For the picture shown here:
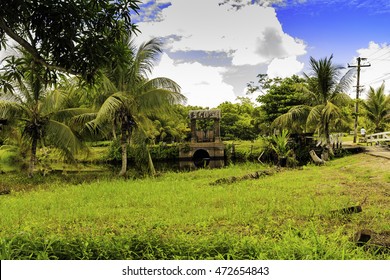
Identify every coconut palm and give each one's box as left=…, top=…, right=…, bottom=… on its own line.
left=273, top=55, right=353, bottom=148
left=362, top=83, right=390, bottom=133
left=92, top=38, right=186, bottom=176
left=0, top=54, right=88, bottom=177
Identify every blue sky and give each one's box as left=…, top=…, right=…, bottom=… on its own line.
left=4, top=1, right=387, bottom=108
left=276, top=1, right=390, bottom=92
left=132, top=0, right=390, bottom=107
left=275, top=1, right=390, bottom=66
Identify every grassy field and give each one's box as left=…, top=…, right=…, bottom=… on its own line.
left=0, top=153, right=389, bottom=260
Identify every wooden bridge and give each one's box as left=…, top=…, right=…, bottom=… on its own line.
left=365, top=131, right=390, bottom=145
left=359, top=131, right=390, bottom=160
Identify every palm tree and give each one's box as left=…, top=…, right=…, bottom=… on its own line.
left=92, top=38, right=186, bottom=176
left=269, top=129, right=293, bottom=167
left=0, top=55, right=88, bottom=177
left=362, top=83, right=390, bottom=133
left=273, top=55, right=353, bottom=149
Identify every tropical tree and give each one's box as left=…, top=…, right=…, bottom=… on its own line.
left=0, top=54, right=88, bottom=177
left=362, top=83, right=390, bottom=133
left=0, top=0, right=139, bottom=81
left=151, top=116, right=189, bottom=144
left=92, top=38, right=185, bottom=176
left=273, top=55, right=353, bottom=148
left=255, top=75, right=307, bottom=124
left=218, top=98, right=260, bottom=140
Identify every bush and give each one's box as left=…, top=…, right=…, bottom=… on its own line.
left=106, top=141, right=179, bottom=162
left=149, top=144, right=179, bottom=161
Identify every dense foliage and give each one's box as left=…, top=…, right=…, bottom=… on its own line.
left=256, top=75, right=307, bottom=124
left=217, top=97, right=262, bottom=140
left=0, top=52, right=88, bottom=177
left=0, top=0, right=139, bottom=81
left=362, top=83, right=390, bottom=133
left=0, top=0, right=389, bottom=175
left=273, top=56, right=354, bottom=145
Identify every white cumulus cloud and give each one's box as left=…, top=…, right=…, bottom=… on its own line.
left=137, top=0, right=306, bottom=66
left=267, top=56, right=304, bottom=78
left=134, top=0, right=307, bottom=106
left=152, top=54, right=237, bottom=108
left=353, top=41, right=390, bottom=98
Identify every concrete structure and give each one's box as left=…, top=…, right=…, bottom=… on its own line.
left=179, top=109, right=225, bottom=168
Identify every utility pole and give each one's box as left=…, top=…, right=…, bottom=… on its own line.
left=348, top=57, right=371, bottom=143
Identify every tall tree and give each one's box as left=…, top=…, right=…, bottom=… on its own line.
left=362, top=83, right=390, bottom=133
left=273, top=55, right=353, bottom=147
left=92, top=38, right=185, bottom=176
left=255, top=75, right=307, bottom=129
left=218, top=98, right=259, bottom=140
left=0, top=54, right=88, bottom=177
left=0, top=0, right=139, bottom=81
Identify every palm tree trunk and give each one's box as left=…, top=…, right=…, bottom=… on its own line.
left=118, top=119, right=129, bottom=177
left=323, top=121, right=333, bottom=159
left=324, top=121, right=330, bottom=146
left=112, top=120, right=117, bottom=140
left=28, top=136, right=38, bottom=178
left=119, top=118, right=130, bottom=176
left=147, top=149, right=156, bottom=177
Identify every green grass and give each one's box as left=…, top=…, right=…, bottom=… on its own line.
left=0, top=154, right=389, bottom=260
left=0, top=146, right=20, bottom=172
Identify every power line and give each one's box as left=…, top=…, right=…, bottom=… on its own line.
left=365, top=73, right=390, bottom=86
left=370, top=49, right=390, bottom=61
left=366, top=45, right=390, bottom=61
left=366, top=47, right=386, bottom=60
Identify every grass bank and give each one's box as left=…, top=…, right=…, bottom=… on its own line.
left=0, top=154, right=389, bottom=259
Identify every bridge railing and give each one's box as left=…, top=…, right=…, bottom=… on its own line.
left=366, top=131, right=390, bottom=145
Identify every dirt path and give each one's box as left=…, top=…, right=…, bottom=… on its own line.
left=343, top=141, right=390, bottom=160
left=363, top=146, right=390, bottom=160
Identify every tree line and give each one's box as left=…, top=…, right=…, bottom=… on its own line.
left=1, top=1, right=389, bottom=177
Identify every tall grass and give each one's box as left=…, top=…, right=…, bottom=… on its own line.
left=0, top=154, right=389, bottom=259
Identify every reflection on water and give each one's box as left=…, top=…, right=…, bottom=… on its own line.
left=179, top=159, right=225, bottom=170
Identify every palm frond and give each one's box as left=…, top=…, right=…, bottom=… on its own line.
left=94, top=92, right=132, bottom=125
left=331, top=92, right=352, bottom=106
left=131, top=114, right=154, bottom=133
left=322, top=101, right=341, bottom=123
left=131, top=38, right=163, bottom=78
left=306, top=105, right=323, bottom=127
left=362, top=83, right=390, bottom=131
left=273, top=105, right=311, bottom=129
left=39, top=88, right=67, bottom=113
left=307, top=55, right=349, bottom=102
left=332, top=68, right=355, bottom=97
left=139, top=88, right=186, bottom=114
left=270, top=129, right=292, bottom=157
left=69, top=112, right=98, bottom=127
left=139, top=77, right=182, bottom=94
left=53, top=108, right=96, bottom=123
left=94, top=71, right=118, bottom=98
left=46, top=119, right=85, bottom=160
left=0, top=99, right=24, bottom=119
